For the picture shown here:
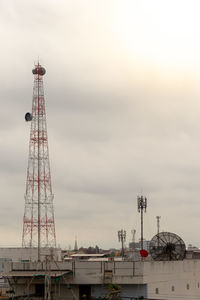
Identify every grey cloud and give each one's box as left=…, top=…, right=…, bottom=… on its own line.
left=1, top=0, right=200, bottom=249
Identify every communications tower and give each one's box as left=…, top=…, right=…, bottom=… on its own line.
left=137, top=195, right=147, bottom=250
left=22, top=63, right=56, bottom=260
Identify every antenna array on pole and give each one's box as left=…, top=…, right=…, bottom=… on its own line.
left=137, top=195, right=147, bottom=250
left=118, top=229, right=126, bottom=258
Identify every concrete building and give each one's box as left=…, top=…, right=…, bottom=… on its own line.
left=2, top=257, right=200, bottom=300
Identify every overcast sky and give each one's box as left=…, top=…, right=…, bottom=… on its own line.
left=1, top=0, right=200, bottom=249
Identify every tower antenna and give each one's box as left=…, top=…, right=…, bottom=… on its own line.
left=137, top=195, right=147, bottom=250
left=118, top=229, right=126, bottom=258
left=22, top=63, right=56, bottom=261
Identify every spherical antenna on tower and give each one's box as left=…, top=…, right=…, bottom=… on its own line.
left=140, top=249, right=148, bottom=258
left=32, top=65, right=46, bottom=76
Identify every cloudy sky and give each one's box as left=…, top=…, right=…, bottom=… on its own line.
left=1, top=0, right=200, bottom=249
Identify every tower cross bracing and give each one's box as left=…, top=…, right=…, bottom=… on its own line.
left=22, top=63, right=56, bottom=254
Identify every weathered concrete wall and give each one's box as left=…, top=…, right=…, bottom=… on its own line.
left=7, top=279, right=79, bottom=300
left=144, top=260, right=200, bottom=299
left=91, top=284, right=147, bottom=299
left=3, top=261, right=143, bottom=284
left=4, top=259, right=200, bottom=299
left=9, top=280, right=146, bottom=300
left=91, top=285, right=109, bottom=298
left=0, top=248, right=61, bottom=262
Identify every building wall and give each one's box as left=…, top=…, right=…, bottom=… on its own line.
left=48, top=284, right=79, bottom=300
left=91, top=284, right=147, bottom=299
left=4, top=259, right=200, bottom=299
left=0, top=248, right=61, bottom=262
left=3, top=260, right=143, bottom=284
left=144, top=260, right=200, bottom=300
left=11, top=281, right=147, bottom=300
left=7, top=279, right=78, bottom=300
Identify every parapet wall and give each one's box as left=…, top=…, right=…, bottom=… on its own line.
left=2, top=260, right=144, bottom=284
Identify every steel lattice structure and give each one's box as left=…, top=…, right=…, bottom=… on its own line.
left=22, top=63, right=56, bottom=257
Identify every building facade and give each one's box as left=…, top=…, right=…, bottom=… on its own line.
left=2, top=258, right=200, bottom=300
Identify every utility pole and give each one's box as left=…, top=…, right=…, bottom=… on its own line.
left=137, top=195, right=147, bottom=250
left=118, top=229, right=126, bottom=258
left=156, top=216, right=161, bottom=235
left=131, top=229, right=136, bottom=250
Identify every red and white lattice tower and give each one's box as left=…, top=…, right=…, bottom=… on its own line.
left=22, top=63, right=56, bottom=259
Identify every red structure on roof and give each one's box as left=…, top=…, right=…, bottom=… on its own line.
left=22, top=63, right=56, bottom=260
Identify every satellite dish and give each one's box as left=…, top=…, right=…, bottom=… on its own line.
left=149, top=232, right=186, bottom=261
left=25, top=112, right=32, bottom=122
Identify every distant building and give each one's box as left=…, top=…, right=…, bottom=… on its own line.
left=129, top=240, right=150, bottom=251
left=188, top=244, right=199, bottom=250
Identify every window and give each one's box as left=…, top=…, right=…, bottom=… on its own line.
left=171, top=286, right=175, bottom=292
left=155, top=288, right=159, bottom=294
left=35, top=284, right=44, bottom=297
left=187, top=284, right=189, bottom=290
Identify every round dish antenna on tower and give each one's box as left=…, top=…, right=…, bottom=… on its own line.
left=149, top=232, right=186, bottom=261
left=25, top=112, right=32, bottom=122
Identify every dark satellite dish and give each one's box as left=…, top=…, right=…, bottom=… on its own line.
left=25, top=112, right=32, bottom=122
left=149, top=232, right=186, bottom=261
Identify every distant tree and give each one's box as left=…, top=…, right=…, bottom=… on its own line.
left=78, top=245, right=101, bottom=254
left=108, top=251, right=115, bottom=257
left=78, top=247, right=88, bottom=254
left=87, top=246, right=96, bottom=254
left=95, top=245, right=100, bottom=254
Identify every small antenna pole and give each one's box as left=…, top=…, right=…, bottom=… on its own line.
left=131, top=229, right=136, bottom=250
left=118, top=229, right=126, bottom=258
left=137, top=195, right=147, bottom=250
left=131, top=229, right=136, bottom=243
left=156, top=216, right=161, bottom=235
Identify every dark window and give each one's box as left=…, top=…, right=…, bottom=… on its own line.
left=79, top=285, right=91, bottom=300
left=172, top=286, right=175, bottom=292
left=187, top=284, right=190, bottom=290
left=35, top=284, right=44, bottom=297
left=155, top=288, right=159, bottom=294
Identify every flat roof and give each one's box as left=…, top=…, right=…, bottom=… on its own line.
left=70, top=254, right=106, bottom=257
left=3, top=270, right=72, bottom=278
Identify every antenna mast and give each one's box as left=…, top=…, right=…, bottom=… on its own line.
left=22, top=63, right=56, bottom=261
left=118, top=229, right=126, bottom=258
left=156, top=216, right=161, bottom=235
left=137, top=195, right=147, bottom=250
